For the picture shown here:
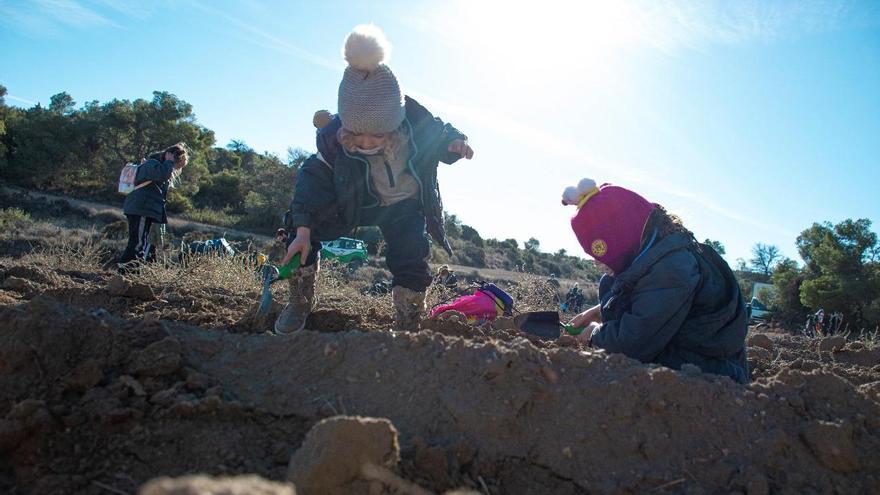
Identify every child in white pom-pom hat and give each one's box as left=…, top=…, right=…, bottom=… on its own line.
left=561, top=178, right=750, bottom=383
left=277, top=24, right=474, bottom=334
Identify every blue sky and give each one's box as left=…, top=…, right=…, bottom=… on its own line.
left=2, top=0, right=879, bottom=266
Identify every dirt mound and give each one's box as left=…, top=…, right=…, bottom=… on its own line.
left=3, top=229, right=880, bottom=494
left=0, top=297, right=312, bottom=494
left=748, top=329, right=880, bottom=387
left=6, top=293, right=880, bottom=493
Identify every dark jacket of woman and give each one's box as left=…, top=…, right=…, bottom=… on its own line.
left=590, top=232, right=750, bottom=383
left=288, top=97, right=466, bottom=254
left=122, top=158, right=176, bottom=224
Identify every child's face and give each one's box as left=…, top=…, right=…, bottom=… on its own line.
left=351, top=131, right=389, bottom=151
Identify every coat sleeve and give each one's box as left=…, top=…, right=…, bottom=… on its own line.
left=137, top=159, right=175, bottom=183
left=289, top=155, right=335, bottom=230
left=590, top=251, right=700, bottom=363
left=404, top=96, right=467, bottom=165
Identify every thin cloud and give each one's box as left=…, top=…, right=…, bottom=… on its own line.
left=34, top=0, right=119, bottom=28
left=190, top=1, right=340, bottom=73
left=91, top=0, right=152, bottom=20
left=0, top=0, right=119, bottom=37
left=6, top=95, right=39, bottom=106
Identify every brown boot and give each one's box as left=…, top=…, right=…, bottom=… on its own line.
left=274, top=263, right=318, bottom=334
left=392, top=286, right=425, bottom=332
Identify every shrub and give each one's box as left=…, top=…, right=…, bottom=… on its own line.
left=0, top=208, right=33, bottom=230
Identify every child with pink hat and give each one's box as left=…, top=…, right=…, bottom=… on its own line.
left=562, top=179, right=749, bottom=383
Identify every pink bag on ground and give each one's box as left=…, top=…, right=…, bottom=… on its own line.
left=430, top=290, right=504, bottom=322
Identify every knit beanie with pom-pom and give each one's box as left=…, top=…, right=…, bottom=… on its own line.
left=337, top=24, right=405, bottom=134
left=313, top=109, right=334, bottom=129
left=562, top=178, right=656, bottom=275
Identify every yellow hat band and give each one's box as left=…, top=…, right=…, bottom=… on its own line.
left=577, top=187, right=600, bottom=209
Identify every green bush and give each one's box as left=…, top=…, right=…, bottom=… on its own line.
left=166, top=189, right=193, bottom=213
left=0, top=208, right=33, bottom=230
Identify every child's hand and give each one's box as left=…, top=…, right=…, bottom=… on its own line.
left=282, top=227, right=311, bottom=266
left=448, top=139, right=474, bottom=160
left=569, top=304, right=602, bottom=329
left=164, top=151, right=176, bottom=163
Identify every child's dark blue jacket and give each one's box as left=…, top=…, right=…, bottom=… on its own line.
left=288, top=97, right=466, bottom=254
left=591, top=232, right=750, bottom=383
left=122, top=158, right=175, bottom=224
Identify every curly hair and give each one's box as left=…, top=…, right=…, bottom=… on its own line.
left=640, top=204, right=695, bottom=248
left=337, top=124, right=409, bottom=162
left=146, top=142, right=189, bottom=186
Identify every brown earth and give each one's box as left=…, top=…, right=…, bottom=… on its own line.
left=1, top=209, right=880, bottom=494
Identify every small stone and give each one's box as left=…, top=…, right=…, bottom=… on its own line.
left=107, top=275, right=130, bottom=296
left=128, top=338, right=181, bottom=377
left=287, top=416, right=399, bottom=494
left=119, top=375, right=147, bottom=396
left=107, top=275, right=155, bottom=300
left=748, top=334, right=774, bottom=351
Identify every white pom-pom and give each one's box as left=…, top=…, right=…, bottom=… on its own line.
left=343, top=24, right=391, bottom=72
left=561, top=178, right=598, bottom=205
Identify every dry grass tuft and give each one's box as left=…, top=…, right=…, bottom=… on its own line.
left=315, top=260, right=394, bottom=321
left=136, top=252, right=263, bottom=297
left=23, top=227, right=109, bottom=272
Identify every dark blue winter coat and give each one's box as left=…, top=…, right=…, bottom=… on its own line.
left=590, top=232, right=750, bottom=383
left=122, top=158, right=176, bottom=223
left=288, top=97, right=466, bottom=254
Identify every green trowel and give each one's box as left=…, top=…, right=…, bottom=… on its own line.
left=256, top=253, right=301, bottom=318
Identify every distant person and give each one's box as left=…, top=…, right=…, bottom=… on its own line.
left=117, top=143, right=188, bottom=270
left=814, top=309, right=825, bottom=336
left=561, top=179, right=749, bottom=383
left=564, top=284, right=585, bottom=313
left=433, top=265, right=458, bottom=290
left=277, top=25, right=473, bottom=334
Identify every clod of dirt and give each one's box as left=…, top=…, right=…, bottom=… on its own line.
left=800, top=420, right=860, bottom=473
left=64, top=359, right=104, bottom=391
left=287, top=416, right=400, bottom=495
left=139, top=475, right=297, bottom=495
left=0, top=291, right=18, bottom=305
left=748, top=346, right=772, bottom=364
left=748, top=333, right=774, bottom=351
left=127, top=337, right=182, bottom=377
left=2, top=276, right=33, bottom=292
left=818, top=336, right=847, bottom=354
left=107, top=275, right=156, bottom=300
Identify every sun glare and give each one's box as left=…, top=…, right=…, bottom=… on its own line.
left=445, top=0, right=646, bottom=86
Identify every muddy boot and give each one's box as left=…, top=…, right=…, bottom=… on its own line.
left=392, top=286, right=426, bottom=332
left=274, top=264, right=318, bottom=334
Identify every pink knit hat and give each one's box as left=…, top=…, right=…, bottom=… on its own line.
left=562, top=179, right=655, bottom=275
